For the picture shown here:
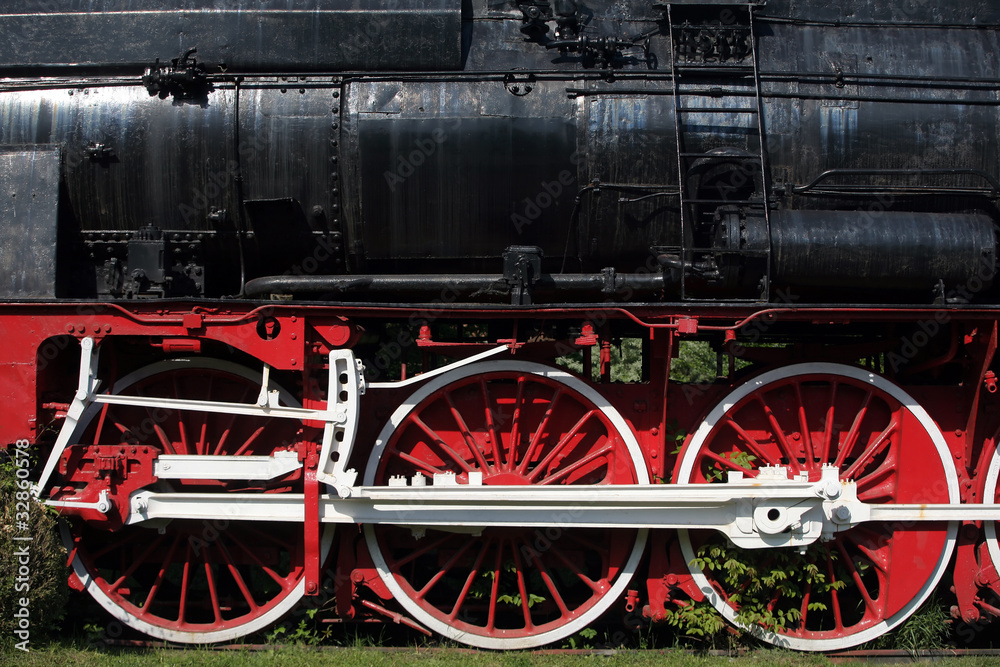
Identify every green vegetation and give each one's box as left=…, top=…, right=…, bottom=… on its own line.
left=0, top=451, right=69, bottom=648
left=0, top=644, right=843, bottom=666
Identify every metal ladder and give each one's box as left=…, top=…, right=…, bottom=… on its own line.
left=664, top=2, right=771, bottom=301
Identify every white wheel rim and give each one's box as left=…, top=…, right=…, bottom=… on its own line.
left=363, top=360, right=649, bottom=649
left=675, top=362, right=959, bottom=651
left=62, top=358, right=334, bottom=644
left=984, top=448, right=1000, bottom=568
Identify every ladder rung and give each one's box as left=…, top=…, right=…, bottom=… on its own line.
left=676, top=107, right=758, bottom=113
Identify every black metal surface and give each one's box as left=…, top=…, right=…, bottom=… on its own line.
left=243, top=271, right=664, bottom=299
left=0, top=1, right=999, bottom=304
left=0, top=148, right=59, bottom=298
left=0, top=1, right=462, bottom=72
left=769, top=210, right=997, bottom=295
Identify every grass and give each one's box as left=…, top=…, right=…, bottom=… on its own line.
left=0, top=644, right=841, bottom=667
left=8, top=643, right=1000, bottom=667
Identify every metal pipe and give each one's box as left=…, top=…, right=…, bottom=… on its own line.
left=244, top=272, right=664, bottom=299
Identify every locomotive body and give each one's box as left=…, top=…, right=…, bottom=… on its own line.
left=5, top=0, right=1000, bottom=652
left=3, top=0, right=1000, bottom=301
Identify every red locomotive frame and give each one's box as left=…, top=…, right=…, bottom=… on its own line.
left=8, top=300, right=1000, bottom=650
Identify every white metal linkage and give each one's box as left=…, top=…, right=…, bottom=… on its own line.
left=37, top=338, right=1000, bottom=553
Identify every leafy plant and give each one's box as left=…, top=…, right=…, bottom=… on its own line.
left=706, top=451, right=757, bottom=481
left=265, top=606, right=332, bottom=645
left=0, top=451, right=69, bottom=646
left=562, top=626, right=597, bottom=649
left=658, top=540, right=848, bottom=647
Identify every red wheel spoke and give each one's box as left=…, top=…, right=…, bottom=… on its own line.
left=478, top=378, right=505, bottom=469
left=449, top=539, right=492, bottom=621
left=755, top=394, right=802, bottom=474
left=445, top=392, right=491, bottom=473
left=391, top=447, right=447, bottom=477
left=232, top=425, right=266, bottom=457
left=196, top=375, right=213, bottom=455
left=510, top=541, right=535, bottom=629
left=143, top=535, right=182, bottom=612
left=217, top=542, right=259, bottom=612
left=536, top=442, right=613, bottom=485
left=91, top=530, right=143, bottom=560
left=527, top=409, right=598, bottom=481
left=133, top=389, right=177, bottom=454
left=820, top=380, right=838, bottom=464
left=196, top=419, right=209, bottom=457
left=799, top=577, right=813, bottom=626
left=177, top=544, right=192, bottom=624
left=486, top=538, right=503, bottom=632
left=507, top=376, right=527, bottom=472
left=517, top=389, right=563, bottom=476
left=842, top=527, right=891, bottom=575
left=173, top=377, right=191, bottom=455
left=410, top=414, right=474, bottom=473
left=702, top=448, right=756, bottom=476
left=547, top=544, right=602, bottom=593
left=824, top=547, right=844, bottom=631
left=392, top=533, right=457, bottom=569
left=203, top=544, right=223, bottom=625
left=227, top=532, right=290, bottom=589
left=855, top=464, right=897, bottom=502
left=834, top=390, right=874, bottom=469
left=529, top=544, right=570, bottom=616
left=109, top=534, right=167, bottom=593
left=93, top=402, right=111, bottom=445
left=835, top=538, right=879, bottom=617
left=415, top=538, right=477, bottom=600
left=841, top=415, right=899, bottom=481
left=723, top=417, right=779, bottom=466
left=793, top=381, right=817, bottom=466
left=211, top=384, right=253, bottom=455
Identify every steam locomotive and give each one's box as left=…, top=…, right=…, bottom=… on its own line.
left=5, top=0, right=1000, bottom=651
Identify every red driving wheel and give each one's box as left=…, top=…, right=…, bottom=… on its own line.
left=675, top=363, right=958, bottom=650
left=363, top=361, right=648, bottom=649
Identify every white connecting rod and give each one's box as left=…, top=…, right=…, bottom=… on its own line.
left=116, top=466, right=997, bottom=550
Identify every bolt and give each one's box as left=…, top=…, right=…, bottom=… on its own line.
left=824, top=481, right=841, bottom=499
left=834, top=505, right=851, bottom=522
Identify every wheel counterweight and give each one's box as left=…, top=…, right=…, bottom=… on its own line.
left=362, top=361, right=649, bottom=649
left=675, top=363, right=959, bottom=650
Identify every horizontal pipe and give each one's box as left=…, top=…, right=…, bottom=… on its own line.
left=244, top=272, right=664, bottom=298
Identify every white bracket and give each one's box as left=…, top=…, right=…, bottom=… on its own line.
left=154, top=451, right=302, bottom=481
left=46, top=489, right=111, bottom=515
left=33, top=339, right=365, bottom=500
left=33, top=337, right=101, bottom=498
left=316, top=351, right=365, bottom=497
